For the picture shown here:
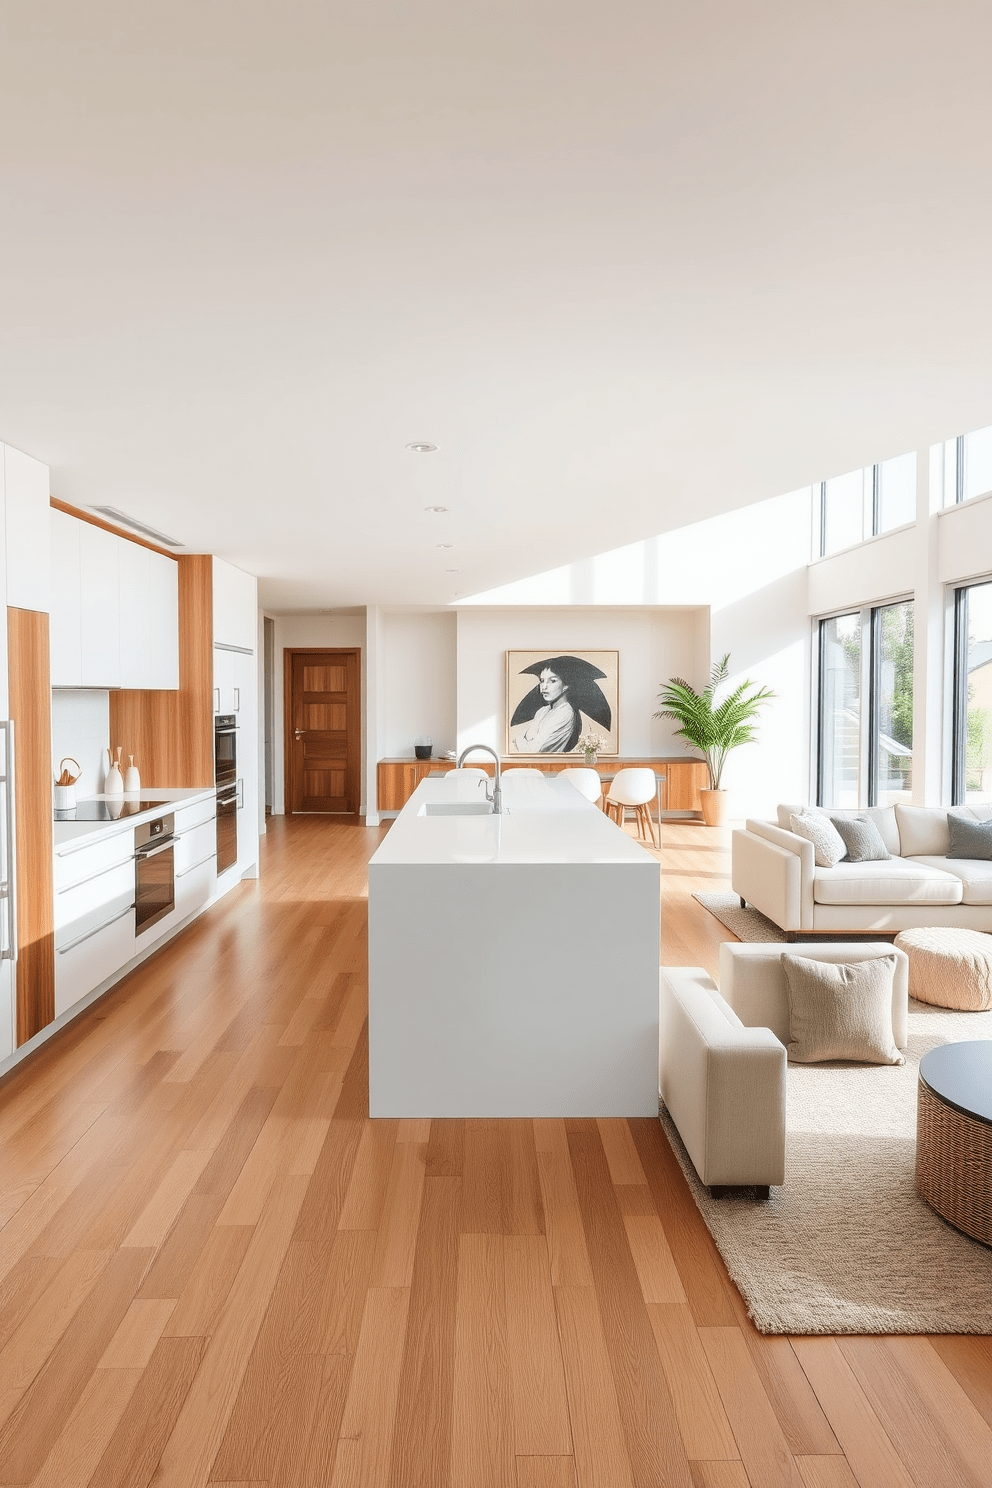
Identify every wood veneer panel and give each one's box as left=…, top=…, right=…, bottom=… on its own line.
left=7, top=606, right=54, bottom=1044
left=109, top=552, right=213, bottom=788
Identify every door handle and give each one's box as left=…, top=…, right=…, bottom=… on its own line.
left=294, top=729, right=304, bottom=740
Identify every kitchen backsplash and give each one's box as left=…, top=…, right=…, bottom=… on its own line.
left=50, top=690, right=111, bottom=799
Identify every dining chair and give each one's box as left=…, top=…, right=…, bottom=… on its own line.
left=604, top=767, right=659, bottom=846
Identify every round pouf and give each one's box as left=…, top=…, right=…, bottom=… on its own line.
left=894, top=927, right=992, bottom=1012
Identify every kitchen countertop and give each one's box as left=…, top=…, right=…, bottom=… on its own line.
left=53, top=788, right=215, bottom=852
left=370, top=770, right=654, bottom=867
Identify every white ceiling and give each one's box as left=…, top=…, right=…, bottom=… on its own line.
left=2, top=2, right=990, bottom=610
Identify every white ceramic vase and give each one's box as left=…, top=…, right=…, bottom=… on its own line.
left=106, top=761, right=124, bottom=795
left=124, top=756, right=141, bottom=793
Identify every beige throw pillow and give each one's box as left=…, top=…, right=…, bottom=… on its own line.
left=789, top=811, right=847, bottom=868
left=781, top=953, right=904, bottom=1066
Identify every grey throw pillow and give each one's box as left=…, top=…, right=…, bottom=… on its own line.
left=946, top=812, right=992, bottom=860
left=829, top=813, right=891, bottom=863
left=781, top=953, right=904, bottom=1065
left=790, top=810, right=847, bottom=867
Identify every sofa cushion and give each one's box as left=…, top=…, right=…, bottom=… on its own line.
left=909, top=855, right=992, bottom=905
left=895, top=805, right=950, bottom=857
left=781, top=953, right=905, bottom=1066
left=778, top=803, right=900, bottom=855
left=790, top=811, right=847, bottom=867
left=830, top=813, right=891, bottom=862
left=947, top=812, right=992, bottom=860
left=813, top=858, right=964, bottom=906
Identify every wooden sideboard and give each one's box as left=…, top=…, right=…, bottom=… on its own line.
left=376, top=756, right=709, bottom=814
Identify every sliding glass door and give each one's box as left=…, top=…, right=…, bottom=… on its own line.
left=817, top=600, right=914, bottom=808
left=952, top=580, right=992, bottom=804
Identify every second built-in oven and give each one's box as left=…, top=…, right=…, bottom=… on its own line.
left=134, top=813, right=175, bottom=935
left=215, top=714, right=239, bottom=874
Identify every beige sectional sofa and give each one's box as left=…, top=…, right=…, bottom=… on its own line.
left=732, top=803, right=992, bottom=936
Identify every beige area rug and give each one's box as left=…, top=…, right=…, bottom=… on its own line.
left=661, top=999, right=992, bottom=1334
left=693, top=891, right=895, bottom=944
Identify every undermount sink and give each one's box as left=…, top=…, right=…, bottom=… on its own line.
left=419, top=800, right=494, bottom=816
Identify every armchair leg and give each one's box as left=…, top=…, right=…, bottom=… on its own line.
left=710, top=1184, right=772, bottom=1200
left=739, top=896, right=746, bottom=909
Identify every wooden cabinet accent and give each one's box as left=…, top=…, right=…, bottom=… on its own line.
left=665, top=760, right=709, bottom=812
left=376, top=757, right=708, bottom=814
left=8, top=607, right=55, bottom=1044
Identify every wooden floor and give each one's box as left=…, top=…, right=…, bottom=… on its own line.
left=1, top=816, right=990, bottom=1488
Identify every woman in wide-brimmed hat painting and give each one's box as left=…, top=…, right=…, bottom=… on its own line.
left=509, top=655, right=612, bottom=753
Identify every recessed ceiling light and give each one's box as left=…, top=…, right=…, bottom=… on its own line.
left=90, top=505, right=184, bottom=548
left=424, top=505, right=448, bottom=513
left=437, top=542, right=453, bottom=549
left=406, top=442, right=437, bottom=453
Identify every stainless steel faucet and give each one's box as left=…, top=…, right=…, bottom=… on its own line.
left=457, top=743, right=502, bottom=814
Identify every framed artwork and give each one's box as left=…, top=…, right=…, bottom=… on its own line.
left=505, top=650, right=619, bottom=756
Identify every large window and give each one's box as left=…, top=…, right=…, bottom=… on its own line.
left=817, top=612, right=862, bottom=807
left=818, top=452, right=917, bottom=557
left=952, top=580, right=992, bottom=804
left=817, top=600, right=914, bottom=807
left=941, top=425, right=992, bottom=507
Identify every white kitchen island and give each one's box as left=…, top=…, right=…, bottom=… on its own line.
left=368, top=770, right=661, bottom=1117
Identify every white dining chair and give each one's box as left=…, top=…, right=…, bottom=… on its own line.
left=502, top=767, right=544, bottom=777
left=558, top=766, right=604, bottom=805
left=455, top=767, right=488, bottom=779
left=605, top=767, right=659, bottom=847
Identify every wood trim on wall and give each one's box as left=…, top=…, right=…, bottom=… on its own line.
left=109, top=554, right=214, bottom=788
left=8, top=607, right=55, bottom=1044
left=49, top=497, right=181, bottom=560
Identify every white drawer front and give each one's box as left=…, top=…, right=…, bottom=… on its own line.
left=175, top=819, right=216, bottom=875
left=174, top=799, right=216, bottom=834
left=54, top=830, right=134, bottom=892
left=176, top=855, right=216, bottom=918
left=55, top=902, right=135, bottom=1017
left=54, top=861, right=135, bottom=933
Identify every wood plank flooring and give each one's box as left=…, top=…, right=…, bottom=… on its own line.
left=1, top=815, right=989, bottom=1488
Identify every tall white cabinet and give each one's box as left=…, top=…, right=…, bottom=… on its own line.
left=1, top=443, right=52, bottom=1062
left=213, top=557, right=258, bottom=881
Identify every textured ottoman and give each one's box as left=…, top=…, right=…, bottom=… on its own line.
left=894, top=927, right=992, bottom=1011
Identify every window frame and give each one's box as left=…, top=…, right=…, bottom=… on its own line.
left=816, top=595, right=915, bottom=808
left=950, top=576, right=992, bottom=804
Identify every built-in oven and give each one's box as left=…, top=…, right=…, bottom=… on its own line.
left=215, top=714, right=237, bottom=793
left=215, top=713, right=239, bottom=874
left=134, top=813, right=175, bottom=935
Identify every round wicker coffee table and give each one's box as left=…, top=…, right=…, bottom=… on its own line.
left=916, top=1040, right=992, bottom=1245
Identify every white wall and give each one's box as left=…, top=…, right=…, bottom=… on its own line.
left=807, top=524, right=916, bottom=615
left=51, top=690, right=110, bottom=799
left=938, top=490, right=992, bottom=585
left=455, top=607, right=705, bottom=758
left=455, top=488, right=813, bottom=817
left=268, top=610, right=366, bottom=815
left=382, top=611, right=456, bottom=757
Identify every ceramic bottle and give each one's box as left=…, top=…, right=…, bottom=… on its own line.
left=124, top=755, right=140, bottom=793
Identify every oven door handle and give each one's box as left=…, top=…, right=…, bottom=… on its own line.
left=134, top=838, right=175, bottom=861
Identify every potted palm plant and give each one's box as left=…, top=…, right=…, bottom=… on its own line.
left=653, top=654, right=775, bottom=825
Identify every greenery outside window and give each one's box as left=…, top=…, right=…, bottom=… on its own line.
left=817, top=601, right=914, bottom=807
left=952, top=580, right=992, bottom=804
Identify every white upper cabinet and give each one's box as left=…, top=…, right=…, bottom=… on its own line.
left=79, top=524, right=120, bottom=687
left=212, top=556, right=257, bottom=651
left=119, top=543, right=179, bottom=690
left=4, top=444, right=50, bottom=613
left=50, top=510, right=82, bottom=686
left=50, top=513, right=179, bottom=690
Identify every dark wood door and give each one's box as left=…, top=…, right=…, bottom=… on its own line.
left=286, top=648, right=360, bottom=813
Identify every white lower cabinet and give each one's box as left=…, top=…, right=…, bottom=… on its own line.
left=54, top=830, right=136, bottom=1018
left=55, top=899, right=135, bottom=1018
left=175, top=814, right=216, bottom=916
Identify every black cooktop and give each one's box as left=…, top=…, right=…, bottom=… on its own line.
left=55, top=798, right=171, bottom=822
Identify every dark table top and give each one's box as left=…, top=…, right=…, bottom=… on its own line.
left=919, top=1040, right=992, bottom=1124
